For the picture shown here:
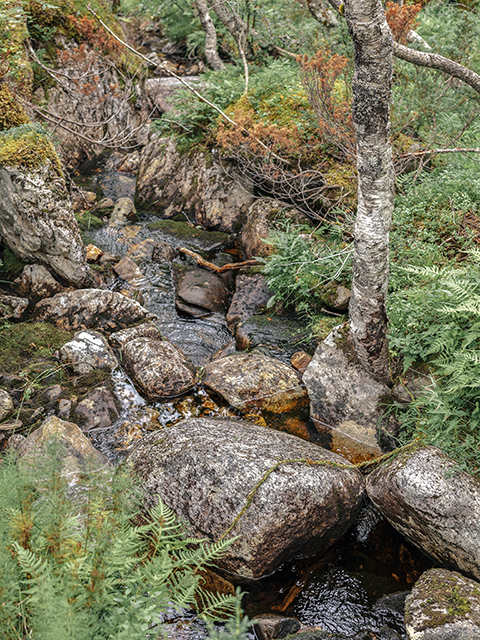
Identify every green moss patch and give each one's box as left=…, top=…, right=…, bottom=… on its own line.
left=146, top=219, right=231, bottom=251
left=0, top=85, right=30, bottom=132
left=0, top=125, right=62, bottom=173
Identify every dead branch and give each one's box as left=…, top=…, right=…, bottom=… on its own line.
left=178, top=247, right=261, bottom=272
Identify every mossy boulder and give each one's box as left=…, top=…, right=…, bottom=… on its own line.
left=0, top=85, right=30, bottom=132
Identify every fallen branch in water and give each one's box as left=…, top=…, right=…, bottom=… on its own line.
left=178, top=247, right=261, bottom=273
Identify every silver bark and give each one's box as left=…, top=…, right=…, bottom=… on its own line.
left=344, top=0, right=395, bottom=384
left=195, top=0, right=225, bottom=71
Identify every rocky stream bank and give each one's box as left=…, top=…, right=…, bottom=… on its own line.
left=1, top=126, right=480, bottom=640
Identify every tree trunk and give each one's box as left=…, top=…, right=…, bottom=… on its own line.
left=195, top=0, right=225, bottom=71
left=344, top=0, right=395, bottom=384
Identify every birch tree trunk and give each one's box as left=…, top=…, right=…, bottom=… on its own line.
left=195, top=0, right=225, bottom=71
left=344, top=0, right=395, bottom=384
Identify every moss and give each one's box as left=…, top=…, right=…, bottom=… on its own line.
left=0, top=85, right=30, bottom=132
left=333, top=322, right=359, bottom=365
left=0, top=246, right=27, bottom=280
left=0, top=128, right=63, bottom=174
left=75, top=211, right=105, bottom=232
left=311, top=315, right=343, bottom=342
left=146, top=219, right=230, bottom=247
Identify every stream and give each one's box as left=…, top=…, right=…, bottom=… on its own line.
left=74, top=155, right=432, bottom=640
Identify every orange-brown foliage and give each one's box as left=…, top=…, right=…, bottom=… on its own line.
left=385, top=1, right=422, bottom=45
left=67, top=15, right=122, bottom=55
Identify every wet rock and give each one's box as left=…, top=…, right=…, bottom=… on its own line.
left=152, top=240, right=178, bottom=263
left=16, top=264, right=63, bottom=300
left=85, top=244, right=103, bottom=263
left=176, top=269, right=229, bottom=316
left=291, top=351, right=312, bottom=373
left=34, top=288, right=155, bottom=332
left=109, top=197, right=136, bottom=228
left=146, top=219, right=231, bottom=253
left=241, top=198, right=310, bottom=259
left=113, top=256, right=144, bottom=282
left=209, top=340, right=236, bottom=362
left=16, top=415, right=109, bottom=480
left=255, top=615, right=301, bottom=640
left=226, top=273, right=272, bottom=332
left=235, top=315, right=314, bottom=364
left=0, top=294, right=29, bottom=320
left=405, top=568, right=480, bottom=639
left=0, top=166, right=90, bottom=286
left=109, top=321, right=164, bottom=348
left=60, top=330, right=119, bottom=374
left=122, top=337, right=196, bottom=399
left=74, top=385, right=120, bottom=431
left=93, top=197, right=114, bottom=211
left=99, top=251, right=120, bottom=264
left=202, top=352, right=306, bottom=413
left=366, top=446, right=480, bottom=582
left=117, top=150, right=140, bottom=174
left=127, top=239, right=156, bottom=262
left=303, top=325, right=394, bottom=461
left=136, top=137, right=254, bottom=233
left=144, top=76, right=200, bottom=113
left=128, top=416, right=365, bottom=580
left=72, top=189, right=96, bottom=212
left=0, top=389, right=14, bottom=421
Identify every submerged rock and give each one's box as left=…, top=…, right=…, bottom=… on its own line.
left=122, top=337, right=196, bottom=399
left=34, top=288, right=154, bottom=332
left=60, top=330, right=118, bottom=375
left=226, top=273, right=272, bottom=332
left=0, top=166, right=90, bottom=286
left=367, top=446, right=480, bottom=581
left=303, top=325, right=395, bottom=461
left=128, top=416, right=365, bottom=580
left=136, top=137, right=253, bottom=233
left=405, top=568, right=480, bottom=639
left=202, top=352, right=306, bottom=413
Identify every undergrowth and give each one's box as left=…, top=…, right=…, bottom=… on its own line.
left=0, top=441, right=246, bottom=639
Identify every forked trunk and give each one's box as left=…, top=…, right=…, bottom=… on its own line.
left=344, top=0, right=395, bottom=384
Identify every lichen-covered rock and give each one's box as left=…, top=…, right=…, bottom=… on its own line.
left=60, top=330, right=119, bottom=375
left=122, top=337, right=196, bottom=399
left=0, top=294, right=29, bottom=320
left=136, top=137, right=253, bottom=233
left=405, top=569, right=480, bottom=639
left=17, top=415, right=109, bottom=481
left=109, top=321, right=164, bottom=348
left=254, top=614, right=301, bottom=640
left=241, top=198, right=310, bottom=259
left=303, top=325, right=394, bottom=460
left=367, top=446, right=480, bottom=582
left=128, top=416, right=365, bottom=580
left=34, top=288, right=154, bottom=332
left=0, top=166, right=90, bottom=286
left=226, top=273, right=273, bottom=332
left=176, top=268, right=229, bottom=317
left=0, top=388, right=14, bottom=421
left=202, top=352, right=306, bottom=413
left=74, top=385, right=120, bottom=431
left=16, top=264, right=63, bottom=300
left=109, top=197, right=136, bottom=228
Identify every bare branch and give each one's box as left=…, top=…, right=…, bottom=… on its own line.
left=178, top=247, right=261, bottom=272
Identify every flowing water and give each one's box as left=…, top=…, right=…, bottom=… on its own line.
left=75, top=158, right=433, bottom=640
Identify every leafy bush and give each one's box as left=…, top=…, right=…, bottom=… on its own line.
left=0, top=442, right=242, bottom=639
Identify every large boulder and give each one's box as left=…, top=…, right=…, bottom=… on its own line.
left=176, top=268, right=229, bottom=317
left=0, top=167, right=90, bottom=286
left=367, top=446, right=480, bottom=581
left=303, top=325, right=395, bottom=461
left=34, top=288, right=155, bottom=332
left=128, top=416, right=365, bottom=580
left=60, top=330, right=119, bottom=375
left=15, top=264, right=63, bottom=301
left=122, top=337, right=196, bottom=399
left=136, top=137, right=254, bottom=233
left=405, top=568, right=480, bottom=639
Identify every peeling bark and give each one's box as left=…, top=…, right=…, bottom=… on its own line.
left=195, top=0, right=224, bottom=71
left=344, top=0, right=394, bottom=384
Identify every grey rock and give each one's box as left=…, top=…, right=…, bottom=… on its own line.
left=17, top=415, right=109, bottom=482
left=254, top=614, right=301, bottom=640
left=226, top=273, right=272, bottom=332
left=109, top=197, right=136, bottom=228
left=57, top=398, right=72, bottom=420
left=34, top=288, right=155, bottom=332
left=303, top=325, right=393, bottom=460
left=136, top=137, right=253, bottom=233
left=0, top=389, right=14, bottom=421
left=366, top=446, right=480, bottom=581
left=71, top=189, right=96, bottom=212
left=60, top=330, right=118, bottom=374
left=202, top=352, right=306, bottom=413
left=241, top=198, right=310, bottom=259
left=405, top=568, right=480, bottom=639
left=0, top=294, right=29, bottom=320
left=0, top=167, right=90, bottom=286
left=74, top=385, right=119, bottom=431
left=109, top=322, right=164, bottom=348
left=113, top=256, right=144, bottom=283
left=122, top=337, right=196, bottom=399
left=176, top=269, right=229, bottom=316
left=128, top=416, right=365, bottom=580
left=152, top=240, right=178, bottom=263
left=16, top=264, right=63, bottom=301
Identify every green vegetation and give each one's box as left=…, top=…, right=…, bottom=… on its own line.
left=0, top=123, right=62, bottom=172
left=0, top=322, right=72, bottom=373
left=0, top=442, right=244, bottom=639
